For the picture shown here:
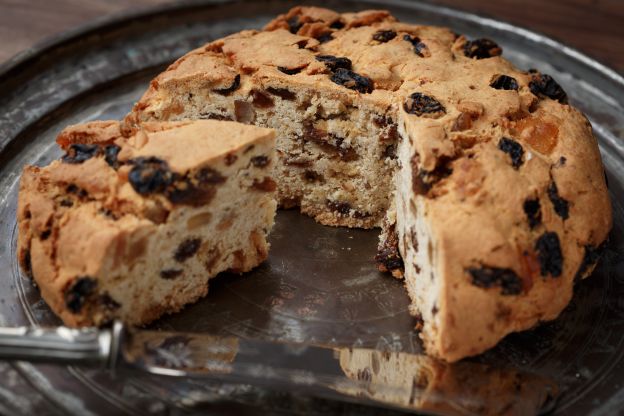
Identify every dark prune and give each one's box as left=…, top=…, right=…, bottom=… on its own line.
left=468, top=266, right=523, bottom=295
left=278, top=66, right=302, bottom=75
left=523, top=198, right=542, bottom=229
left=326, top=200, right=351, bottom=215
left=251, top=90, right=275, bottom=108
left=574, top=241, right=607, bottom=281
left=316, top=32, right=334, bottom=43
left=535, top=232, right=563, bottom=277
left=62, top=144, right=100, bottom=164
left=65, top=277, right=97, bottom=313
left=490, top=75, right=519, bottom=91
left=128, top=157, right=173, bottom=195
left=160, top=269, right=183, bottom=279
left=174, top=238, right=202, bottom=262
left=315, top=55, right=352, bottom=71
left=498, top=137, right=524, bottom=169
left=373, top=30, right=397, bottom=42
left=403, top=93, right=445, bottom=117
left=104, top=145, right=121, bottom=168
left=287, top=16, right=303, bottom=33
left=547, top=181, right=569, bottom=220
left=214, top=74, right=241, bottom=96
left=529, top=72, right=567, bottom=103
left=463, top=38, right=502, bottom=59
left=403, top=35, right=428, bottom=57
left=251, top=156, right=269, bottom=167
left=267, top=87, right=296, bottom=100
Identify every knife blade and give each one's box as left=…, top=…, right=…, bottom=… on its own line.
left=0, top=322, right=557, bottom=415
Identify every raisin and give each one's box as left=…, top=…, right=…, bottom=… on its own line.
left=65, top=277, right=97, bottom=313
left=315, top=55, right=352, bottom=72
left=196, top=167, right=226, bottom=185
left=403, top=35, right=428, bottom=57
left=251, top=156, right=269, bottom=167
left=200, top=112, right=233, bottom=121
left=498, top=137, right=524, bottom=169
left=523, top=198, right=542, bottom=228
left=278, top=66, right=302, bottom=75
left=375, top=222, right=404, bottom=274
left=214, top=74, right=241, bottom=96
left=128, top=157, right=173, bottom=195
left=61, top=144, right=100, bottom=164
left=168, top=168, right=225, bottom=206
left=251, top=90, right=274, bottom=108
left=547, top=181, right=569, bottom=220
left=160, top=269, right=183, bottom=279
left=330, top=20, right=345, bottom=29
left=326, top=200, right=351, bottom=215
left=316, top=32, right=334, bottom=43
left=373, top=30, right=397, bottom=42
left=251, top=177, right=277, bottom=192
left=463, top=38, right=502, bottom=59
left=468, top=266, right=523, bottom=295
left=303, top=123, right=358, bottom=161
left=535, top=232, right=563, bottom=277
left=225, top=153, right=237, bottom=165
left=411, top=155, right=453, bottom=196
left=529, top=72, right=567, bottom=103
left=174, top=238, right=202, bottom=262
left=266, top=87, right=296, bottom=100
left=574, top=242, right=607, bottom=281
left=59, top=199, right=73, bottom=207
left=40, top=229, right=51, bottom=240
left=403, top=93, right=445, bottom=118
left=104, top=145, right=121, bottom=168
left=22, top=250, right=32, bottom=278
left=287, top=16, right=303, bottom=33
left=490, top=75, right=519, bottom=91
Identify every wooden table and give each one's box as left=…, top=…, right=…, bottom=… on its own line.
left=1, top=0, right=623, bottom=74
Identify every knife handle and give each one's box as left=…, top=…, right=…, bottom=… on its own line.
left=0, top=322, right=121, bottom=367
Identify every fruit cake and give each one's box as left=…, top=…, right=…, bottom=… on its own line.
left=17, top=120, right=277, bottom=326
left=123, top=6, right=611, bottom=361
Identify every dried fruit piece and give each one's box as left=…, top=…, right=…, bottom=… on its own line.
left=535, top=232, right=563, bottom=277
left=62, top=144, right=100, bottom=164
left=251, top=90, right=275, bottom=108
left=278, top=66, right=302, bottom=75
left=403, top=93, right=445, bottom=118
left=266, top=87, right=296, bottom=100
left=287, top=16, right=303, bottom=33
left=403, top=35, right=428, bottom=57
left=316, top=32, right=334, bottom=43
left=330, top=20, right=345, bottom=29
left=523, top=198, right=542, bottom=228
left=547, top=181, right=569, bottom=220
left=529, top=71, right=567, bottom=103
left=128, top=157, right=173, bottom=195
left=372, top=30, right=397, bottom=42
left=104, top=145, right=121, bottom=168
left=252, top=177, right=277, bottom=192
left=160, top=269, right=183, bottom=279
left=65, top=277, right=97, bottom=313
left=490, top=75, right=519, bottom=90
left=411, top=155, right=453, bottom=196
left=330, top=68, right=374, bottom=93
left=468, top=266, right=523, bottom=295
left=326, top=200, right=351, bottom=215
left=174, top=238, right=202, bottom=262
left=463, top=38, right=502, bottom=59
left=251, top=156, right=270, bottom=167
left=214, top=74, right=241, bottom=96
left=375, top=223, right=404, bottom=275
left=498, top=137, right=524, bottom=169
left=315, top=55, right=352, bottom=71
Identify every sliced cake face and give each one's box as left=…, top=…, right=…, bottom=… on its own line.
left=123, top=5, right=612, bottom=361
left=17, top=120, right=277, bottom=327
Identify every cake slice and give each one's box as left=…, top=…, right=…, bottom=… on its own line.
left=17, top=120, right=277, bottom=326
left=123, top=6, right=612, bottom=361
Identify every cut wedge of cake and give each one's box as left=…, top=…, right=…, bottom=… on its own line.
left=123, top=6, right=612, bottom=361
left=17, top=120, right=277, bottom=326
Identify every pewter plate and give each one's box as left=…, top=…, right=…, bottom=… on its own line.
left=0, top=1, right=623, bottom=414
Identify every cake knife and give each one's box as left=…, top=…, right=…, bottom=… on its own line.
left=0, top=321, right=557, bottom=415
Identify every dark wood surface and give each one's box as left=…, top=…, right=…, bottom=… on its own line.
left=0, top=0, right=623, bottom=73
